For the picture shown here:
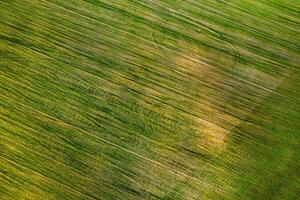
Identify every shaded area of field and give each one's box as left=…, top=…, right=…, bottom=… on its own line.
left=0, top=0, right=299, bottom=199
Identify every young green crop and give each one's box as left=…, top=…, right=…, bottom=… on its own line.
left=0, top=0, right=299, bottom=199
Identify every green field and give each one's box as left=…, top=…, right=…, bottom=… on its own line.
left=0, top=0, right=299, bottom=199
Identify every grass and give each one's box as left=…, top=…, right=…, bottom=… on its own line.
left=0, top=0, right=299, bottom=199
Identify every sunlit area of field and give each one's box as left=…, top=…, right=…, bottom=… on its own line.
left=0, top=0, right=299, bottom=199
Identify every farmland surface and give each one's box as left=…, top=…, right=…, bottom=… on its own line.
left=0, top=0, right=300, bottom=199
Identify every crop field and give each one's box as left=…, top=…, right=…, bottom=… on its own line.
left=0, top=0, right=299, bottom=199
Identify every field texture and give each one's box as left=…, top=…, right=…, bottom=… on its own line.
left=0, top=0, right=300, bottom=199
